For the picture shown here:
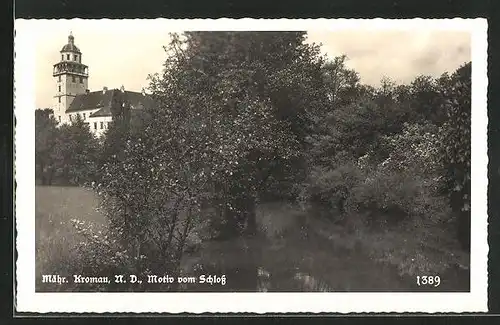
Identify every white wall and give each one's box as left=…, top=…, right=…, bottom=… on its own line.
left=65, top=109, right=112, bottom=137
left=87, top=115, right=113, bottom=137
left=66, top=109, right=99, bottom=123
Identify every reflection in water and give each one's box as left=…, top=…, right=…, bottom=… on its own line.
left=256, top=268, right=331, bottom=292
left=182, top=236, right=343, bottom=292
left=257, top=267, right=271, bottom=292
left=293, top=272, right=331, bottom=292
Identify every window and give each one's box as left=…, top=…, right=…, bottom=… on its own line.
left=69, top=114, right=72, bottom=122
left=58, top=97, right=61, bottom=103
left=72, top=76, right=76, bottom=82
left=66, top=54, right=70, bottom=60
left=100, top=122, right=104, bottom=129
left=83, top=113, right=86, bottom=119
left=58, top=86, right=61, bottom=92
left=74, top=55, right=78, bottom=61
left=58, top=116, right=61, bottom=122
left=107, top=122, right=111, bottom=128
left=94, top=122, right=97, bottom=130
left=58, top=75, right=61, bottom=82
left=79, top=77, right=83, bottom=83
left=61, top=55, right=64, bottom=60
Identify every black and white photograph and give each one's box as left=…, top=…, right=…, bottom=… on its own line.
left=15, top=19, right=488, bottom=313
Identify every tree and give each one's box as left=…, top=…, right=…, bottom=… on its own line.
left=149, top=31, right=329, bottom=237
left=35, top=108, right=58, bottom=185
left=409, top=75, right=446, bottom=124
left=53, top=115, right=100, bottom=185
left=440, top=62, right=472, bottom=251
left=96, top=83, right=219, bottom=284
left=322, top=55, right=363, bottom=108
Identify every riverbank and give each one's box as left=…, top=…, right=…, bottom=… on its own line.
left=35, top=186, right=469, bottom=292
left=181, top=202, right=470, bottom=292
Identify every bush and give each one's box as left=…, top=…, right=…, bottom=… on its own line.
left=299, top=162, right=364, bottom=222
left=377, top=122, right=444, bottom=175
left=301, top=119, right=450, bottom=231
left=346, top=169, right=450, bottom=228
left=67, top=212, right=209, bottom=291
left=344, top=122, right=448, bottom=227
left=66, top=218, right=147, bottom=291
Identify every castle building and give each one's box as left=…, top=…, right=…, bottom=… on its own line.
left=53, top=32, right=151, bottom=137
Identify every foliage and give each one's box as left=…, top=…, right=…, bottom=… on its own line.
left=68, top=217, right=154, bottom=291
left=35, top=109, right=99, bottom=186
left=301, top=62, right=470, bottom=278
left=89, top=32, right=329, bottom=279
left=439, top=62, right=472, bottom=250
left=440, top=62, right=471, bottom=209
left=346, top=169, right=451, bottom=228
left=35, top=109, right=59, bottom=185
left=302, top=120, right=449, bottom=229
left=306, top=80, right=419, bottom=170
left=408, top=75, right=448, bottom=125
left=298, top=162, right=364, bottom=224
left=321, top=55, right=363, bottom=108
left=377, top=122, right=444, bottom=176
left=147, top=31, right=329, bottom=237
left=53, top=115, right=100, bottom=186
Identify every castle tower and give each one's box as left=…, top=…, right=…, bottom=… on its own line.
left=52, top=32, right=89, bottom=124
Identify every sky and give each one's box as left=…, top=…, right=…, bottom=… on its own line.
left=33, top=20, right=471, bottom=109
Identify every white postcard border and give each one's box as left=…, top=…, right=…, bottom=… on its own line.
left=15, top=18, right=488, bottom=313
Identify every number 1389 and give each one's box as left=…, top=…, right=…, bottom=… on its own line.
left=416, top=275, right=441, bottom=287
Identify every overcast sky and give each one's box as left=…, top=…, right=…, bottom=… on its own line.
left=33, top=21, right=471, bottom=109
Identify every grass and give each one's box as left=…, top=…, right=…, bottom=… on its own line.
left=35, top=185, right=106, bottom=291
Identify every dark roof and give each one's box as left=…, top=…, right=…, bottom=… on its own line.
left=67, top=89, right=153, bottom=117
left=89, top=107, right=111, bottom=118
left=60, top=34, right=81, bottom=53
left=61, top=43, right=81, bottom=53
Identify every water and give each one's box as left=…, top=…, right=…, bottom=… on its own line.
left=181, top=231, right=470, bottom=292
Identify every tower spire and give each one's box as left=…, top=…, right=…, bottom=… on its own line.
left=68, top=31, right=74, bottom=44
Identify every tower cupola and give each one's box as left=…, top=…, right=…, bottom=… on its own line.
left=60, top=32, right=81, bottom=54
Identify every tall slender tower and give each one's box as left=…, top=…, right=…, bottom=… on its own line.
left=52, top=32, right=89, bottom=124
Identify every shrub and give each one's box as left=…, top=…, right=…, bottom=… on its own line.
left=344, top=122, right=448, bottom=227
left=377, top=122, right=444, bottom=176
left=346, top=169, right=450, bottom=228
left=299, top=162, right=364, bottom=222
left=67, top=213, right=208, bottom=291
left=67, top=218, right=148, bottom=291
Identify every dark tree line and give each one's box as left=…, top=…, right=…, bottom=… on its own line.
left=35, top=109, right=99, bottom=186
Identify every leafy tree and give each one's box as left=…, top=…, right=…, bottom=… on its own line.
left=98, top=90, right=133, bottom=170
left=35, top=108, right=59, bottom=185
left=53, top=115, right=100, bottom=185
left=149, top=31, right=329, bottom=237
left=307, top=92, right=408, bottom=170
left=408, top=75, right=447, bottom=125
left=440, top=62, right=471, bottom=251
left=322, top=55, right=362, bottom=108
